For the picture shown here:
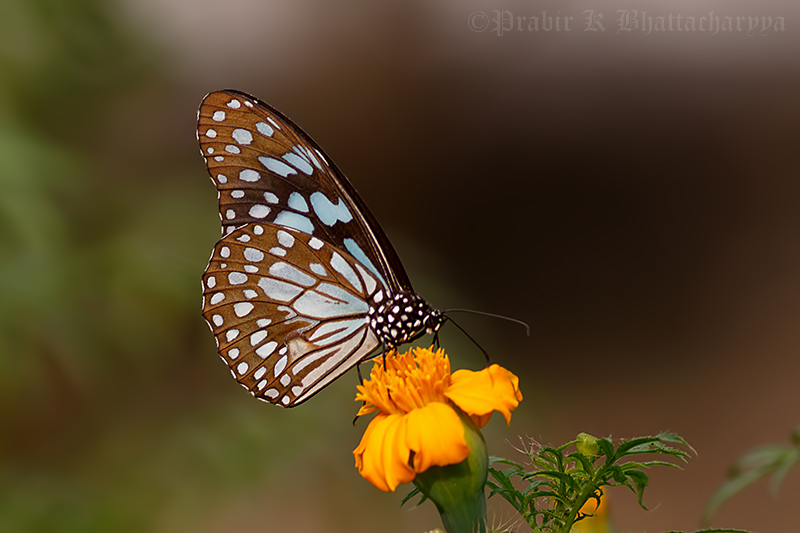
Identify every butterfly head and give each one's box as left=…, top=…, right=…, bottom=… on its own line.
left=424, top=308, right=444, bottom=335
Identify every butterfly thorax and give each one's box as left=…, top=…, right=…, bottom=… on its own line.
left=367, top=290, right=443, bottom=347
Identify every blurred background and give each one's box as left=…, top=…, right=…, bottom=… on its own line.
left=1, top=0, right=799, bottom=531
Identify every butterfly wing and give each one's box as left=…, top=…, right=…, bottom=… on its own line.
left=197, top=89, right=411, bottom=294
left=202, top=222, right=385, bottom=407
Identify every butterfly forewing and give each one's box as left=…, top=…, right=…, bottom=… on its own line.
left=197, top=90, right=411, bottom=294
left=202, top=222, right=385, bottom=406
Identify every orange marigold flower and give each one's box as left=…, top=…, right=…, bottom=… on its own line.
left=353, top=346, right=522, bottom=492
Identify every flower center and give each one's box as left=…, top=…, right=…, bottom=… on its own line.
left=355, top=347, right=452, bottom=416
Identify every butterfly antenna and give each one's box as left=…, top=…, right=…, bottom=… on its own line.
left=443, top=309, right=531, bottom=336
left=445, top=316, right=491, bottom=365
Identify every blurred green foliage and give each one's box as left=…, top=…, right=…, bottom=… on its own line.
left=0, top=1, right=338, bottom=531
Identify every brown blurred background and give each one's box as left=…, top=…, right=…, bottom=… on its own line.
left=1, top=0, right=798, bottom=531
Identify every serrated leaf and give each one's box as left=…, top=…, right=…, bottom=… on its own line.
left=534, top=470, right=581, bottom=490
left=655, top=431, right=696, bottom=453
left=615, top=436, right=659, bottom=456
left=627, top=460, right=681, bottom=469
left=607, top=465, right=627, bottom=483
left=625, top=469, right=650, bottom=509
left=489, top=456, right=524, bottom=470
left=598, top=437, right=615, bottom=462
left=489, top=468, right=518, bottom=492
left=567, top=451, right=596, bottom=475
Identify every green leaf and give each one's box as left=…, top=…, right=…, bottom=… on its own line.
left=400, top=485, right=426, bottom=507
left=703, top=466, right=769, bottom=522
left=567, top=451, right=596, bottom=475
left=624, top=469, right=650, bottom=509
left=770, top=448, right=800, bottom=493
left=655, top=431, right=696, bottom=453
left=598, top=437, right=615, bottom=463
left=489, top=457, right=523, bottom=470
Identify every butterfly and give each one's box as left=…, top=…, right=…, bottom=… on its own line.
left=197, top=90, right=445, bottom=407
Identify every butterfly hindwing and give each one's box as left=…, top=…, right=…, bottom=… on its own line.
left=202, top=222, right=386, bottom=407
left=197, top=89, right=410, bottom=294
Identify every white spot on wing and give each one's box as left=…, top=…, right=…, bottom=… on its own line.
left=232, top=128, right=253, bottom=145
left=309, top=318, right=367, bottom=345
left=310, top=192, right=353, bottom=226
left=244, top=248, right=264, bottom=262
left=292, top=283, right=369, bottom=318
left=264, top=192, right=279, bottom=204
left=274, top=355, right=288, bottom=376
left=269, top=262, right=316, bottom=287
left=283, top=152, right=313, bottom=175
left=205, top=129, right=217, bottom=138
left=259, top=156, right=297, bottom=177
left=257, top=341, right=277, bottom=358
left=274, top=211, right=314, bottom=234
left=239, top=169, right=260, bottom=182
left=330, top=253, right=362, bottom=293
left=256, top=122, right=274, bottom=137
left=228, top=272, right=247, bottom=285
left=227, top=99, right=241, bottom=109
left=354, top=263, right=378, bottom=294
left=308, top=237, right=324, bottom=250
left=212, top=110, right=225, bottom=122
left=288, top=192, right=309, bottom=212
left=258, top=277, right=304, bottom=301
left=234, top=302, right=254, bottom=317
left=309, top=263, right=327, bottom=277
left=249, top=205, right=270, bottom=218
left=277, top=230, right=295, bottom=248
left=250, top=330, right=268, bottom=346
left=344, top=238, right=387, bottom=289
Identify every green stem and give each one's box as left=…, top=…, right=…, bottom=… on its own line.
left=559, top=468, right=604, bottom=533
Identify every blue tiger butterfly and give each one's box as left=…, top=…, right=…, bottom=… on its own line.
left=197, top=90, right=445, bottom=407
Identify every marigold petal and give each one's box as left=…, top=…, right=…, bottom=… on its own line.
left=405, top=402, right=471, bottom=473
left=353, top=413, right=415, bottom=492
left=446, top=364, right=522, bottom=427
